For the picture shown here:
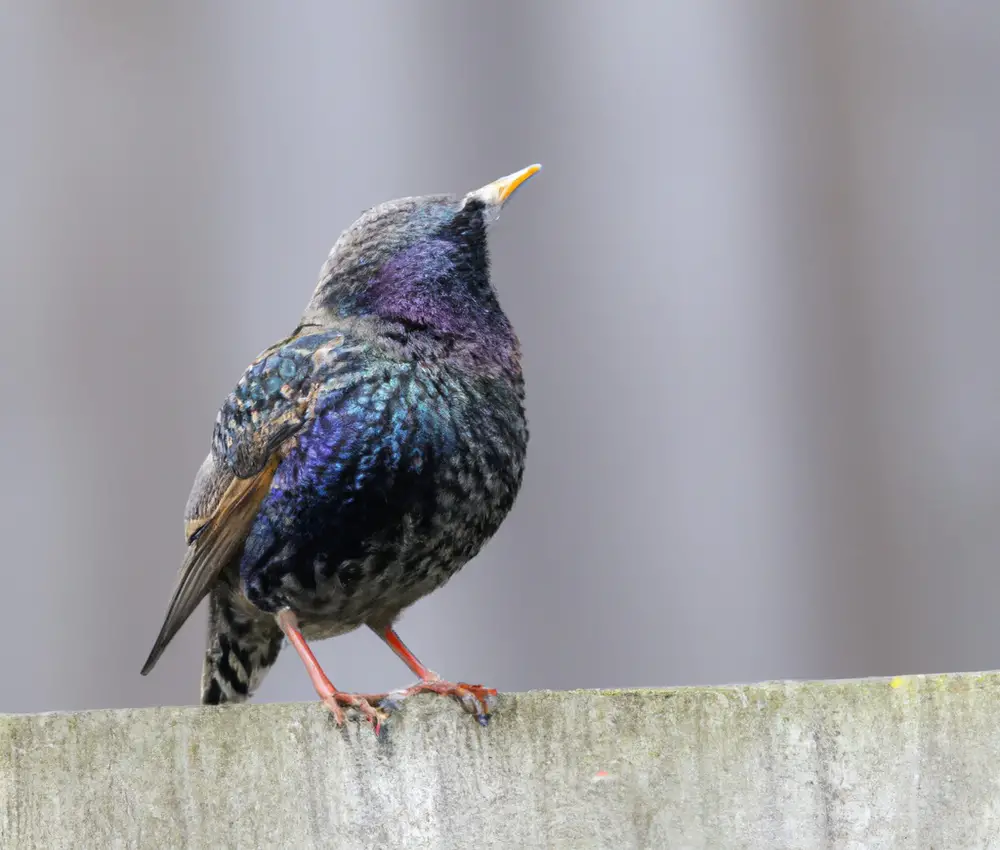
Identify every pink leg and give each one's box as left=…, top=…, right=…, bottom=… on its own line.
left=374, top=626, right=498, bottom=724
left=276, top=609, right=384, bottom=734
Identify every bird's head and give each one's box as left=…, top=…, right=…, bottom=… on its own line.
left=302, top=165, right=541, bottom=349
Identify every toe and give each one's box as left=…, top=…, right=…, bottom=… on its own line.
left=455, top=688, right=486, bottom=716
left=322, top=696, right=346, bottom=725
left=350, top=697, right=386, bottom=735
left=452, top=684, right=497, bottom=719
left=459, top=683, right=498, bottom=716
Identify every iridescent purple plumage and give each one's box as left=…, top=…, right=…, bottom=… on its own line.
left=141, top=165, right=540, bottom=729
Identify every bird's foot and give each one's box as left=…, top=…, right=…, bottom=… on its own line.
left=275, top=609, right=386, bottom=736
left=321, top=691, right=386, bottom=734
left=376, top=678, right=498, bottom=725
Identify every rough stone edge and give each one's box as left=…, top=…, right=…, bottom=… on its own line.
left=2, top=668, right=992, bottom=723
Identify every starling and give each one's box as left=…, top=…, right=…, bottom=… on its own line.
left=141, top=165, right=541, bottom=731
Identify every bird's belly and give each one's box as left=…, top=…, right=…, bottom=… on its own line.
left=242, top=370, right=527, bottom=631
left=274, top=468, right=522, bottom=636
left=280, top=552, right=476, bottom=641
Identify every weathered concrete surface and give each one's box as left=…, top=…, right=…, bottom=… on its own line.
left=2, top=673, right=1000, bottom=848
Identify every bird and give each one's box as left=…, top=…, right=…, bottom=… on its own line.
left=140, top=164, right=541, bottom=732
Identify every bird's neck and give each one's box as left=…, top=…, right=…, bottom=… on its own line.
left=383, top=313, right=521, bottom=373
left=295, top=307, right=520, bottom=377
left=303, top=275, right=520, bottom=375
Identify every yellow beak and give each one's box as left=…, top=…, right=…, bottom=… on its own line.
left=472, top=163, right=542, bottom=207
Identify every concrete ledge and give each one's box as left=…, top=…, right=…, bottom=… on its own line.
left=2, top=672, right=999, bottom=848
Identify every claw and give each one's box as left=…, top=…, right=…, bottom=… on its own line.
left=321, top=691, right=385, bottom=735
left=322, top=695, right=345, bottom=725
left=457, top=683, right=498, bottom=717
left=371, top=679, right=499, bottom=724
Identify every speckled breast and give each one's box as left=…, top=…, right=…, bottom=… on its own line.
left=242, top=360, right=528, bottom=637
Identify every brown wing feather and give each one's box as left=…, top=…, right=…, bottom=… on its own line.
left=139, top=454, right=279, bottom=676
left=141, top=329, right=352, bottom=676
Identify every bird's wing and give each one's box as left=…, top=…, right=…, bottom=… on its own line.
left=141, top=329, right=358, bottom=674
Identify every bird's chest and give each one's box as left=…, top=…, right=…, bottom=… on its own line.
left=272, top=365, right=526, bottom=628
left=374, top=364, right=527, bottom=557
left=420, top=385, right=527, bottom=557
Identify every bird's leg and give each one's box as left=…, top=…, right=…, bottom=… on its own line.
left=276, top=609, right=384, bottom=733
left=372, top=626, right=498, bottom=725
left=380, top=626, right=440, bottom=681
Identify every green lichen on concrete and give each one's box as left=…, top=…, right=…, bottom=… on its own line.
left=4, top=672, right=1000, bottom=848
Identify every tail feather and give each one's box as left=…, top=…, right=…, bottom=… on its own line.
left=201, top=583, right=283, bottom=704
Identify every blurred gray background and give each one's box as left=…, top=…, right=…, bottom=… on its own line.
left=2, top=2, right=1000, bottom=714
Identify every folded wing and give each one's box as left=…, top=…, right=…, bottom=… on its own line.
left=140, top=330, right=357, bottom=674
